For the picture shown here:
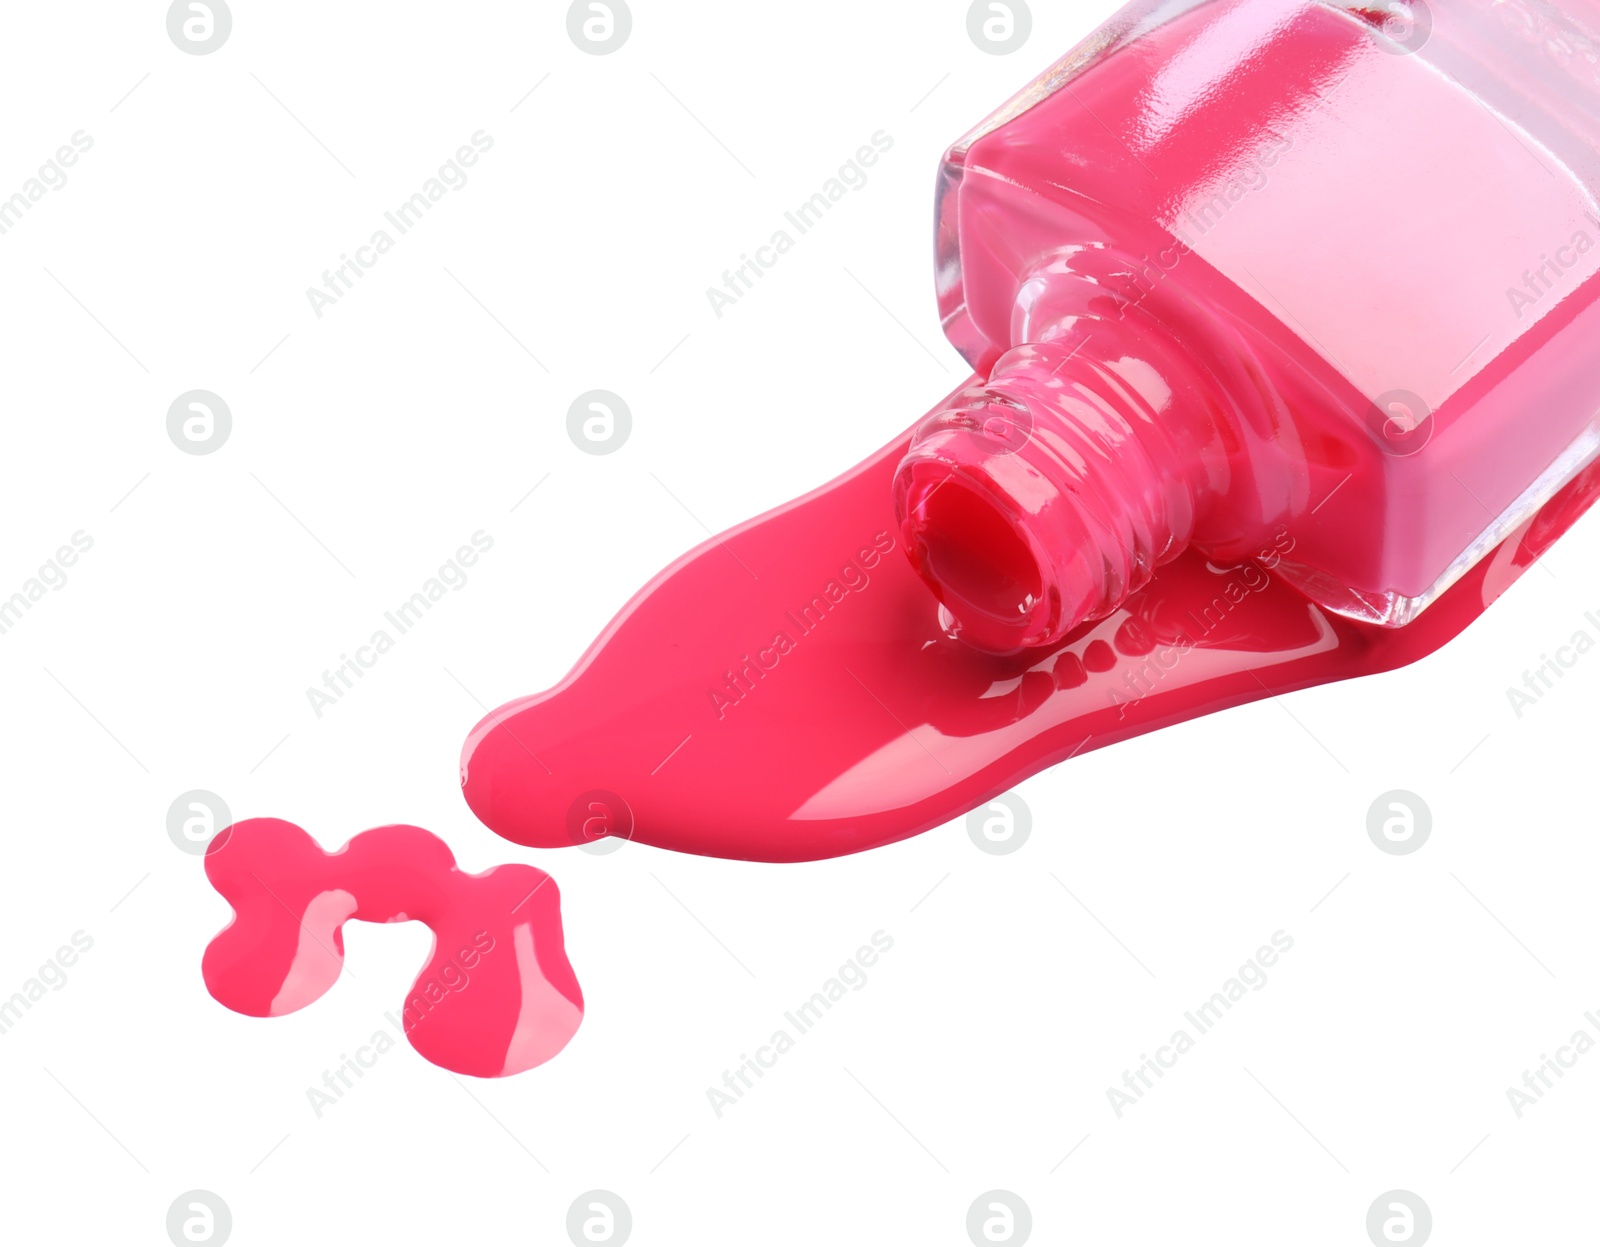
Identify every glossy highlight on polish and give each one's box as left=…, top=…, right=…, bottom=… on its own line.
left=201, top=820, right=582, bottom=1078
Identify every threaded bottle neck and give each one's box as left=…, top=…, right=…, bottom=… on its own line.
left=894, top=335, right=1211, bottom=653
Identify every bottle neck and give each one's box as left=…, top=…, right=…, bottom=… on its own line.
left=893, top=328, right=1221, bottom=653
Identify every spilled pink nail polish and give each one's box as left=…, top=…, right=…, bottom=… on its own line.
left=201, top=820, right=583, bottom=1078
left=462, top=425, right=1600, bottom=862
left=462, top=0, right=1600, bottom=861
left=204, top=1, right=1600, bottom=1072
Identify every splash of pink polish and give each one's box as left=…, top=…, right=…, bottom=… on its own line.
left=202, top=820, right=583, bottom=1078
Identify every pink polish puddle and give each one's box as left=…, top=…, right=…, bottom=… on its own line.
left=461, top=390, right=1600, bottom=864
left=202, top=820, right=582, bottom=1078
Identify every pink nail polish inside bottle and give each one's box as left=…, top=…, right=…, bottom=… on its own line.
left=897, top=0, right=1600, bottom=653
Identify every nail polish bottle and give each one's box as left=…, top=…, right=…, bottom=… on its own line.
left=896, top=0, right=1600, bottom=651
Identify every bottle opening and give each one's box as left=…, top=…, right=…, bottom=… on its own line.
left=897, top=461, right=1061, bottom=654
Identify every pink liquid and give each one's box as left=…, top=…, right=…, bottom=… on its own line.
left=201, top=820, right=583, bottom=1077
left=460, top=390, right=1600, bottom=862
left=462, top=2, right=1600, bottom=861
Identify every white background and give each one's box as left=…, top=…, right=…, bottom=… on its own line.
left=1, top=1, right=1598, bottom=1243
